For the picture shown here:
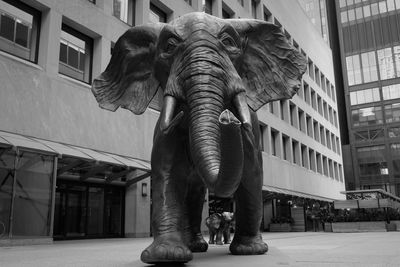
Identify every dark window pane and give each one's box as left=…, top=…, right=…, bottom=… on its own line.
left=59, top=42, right=68, bottom=63
left=79, top=51, right=85, bottom=71
left=68, top=46, right=79, bottom=69
left=15, top=22, right=29, bottom=47
left=0, top=14, right=15, bottom=41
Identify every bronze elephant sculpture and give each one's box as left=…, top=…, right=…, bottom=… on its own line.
left=205, top=212, right=234, bottom=245
left=91, top=12, right=306, bottom=264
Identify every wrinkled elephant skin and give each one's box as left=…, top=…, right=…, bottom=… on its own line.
left=91, top=12, right=306, bottom=264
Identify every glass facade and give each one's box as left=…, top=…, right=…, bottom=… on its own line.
left=0, top=148, right=54, bottom=239
left=338, top=0, right=400, bottom=196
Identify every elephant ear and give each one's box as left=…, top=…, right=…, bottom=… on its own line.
left=91, top=24, right=165, bottom=114
left=229, top=19, right=307, bottom=111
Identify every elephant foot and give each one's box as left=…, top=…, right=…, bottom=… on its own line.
left=188, top=233, right=208, bottom=252
left=209, top=240, right=215, bottom=244
left=140, top=235, right=193, bottom=264
left=224, top=239, right=231, bottom=244
left=229, top=234, right=268, bottom=255
left=216, top=240, right=224, bottom=245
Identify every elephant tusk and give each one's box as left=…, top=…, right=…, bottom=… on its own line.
left=233, top=92, right=252, bottom=130
left=159, top=95, right=183, bottom=134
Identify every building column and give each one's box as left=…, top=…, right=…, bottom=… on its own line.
left=255, top=0, right=263, bottom=20
left=135, top=0, right=151, bottom=25
left=192, top=0, right=204, bottom=12
left=213, top=0, right=222, bottom=18
left=125, top=172, right=151, bottom=238
left=38, top=9, right=62, bottom=75
left=92, top=37, right=110, bottom=80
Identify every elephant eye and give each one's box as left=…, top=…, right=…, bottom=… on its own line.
left=163, top=38, right=179, bottom=55
left=221, top=35, right=237, bottom=48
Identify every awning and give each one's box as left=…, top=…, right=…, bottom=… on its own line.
left=0, top=131, right=58, bottom=154
left=262, top=185, right=337, bottom=202
left=0, top=130, right=150, bottom=171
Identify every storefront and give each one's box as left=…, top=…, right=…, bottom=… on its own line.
left=0, top=130, right=150, bottom=245
left=262, top=185, right=336, bottom=232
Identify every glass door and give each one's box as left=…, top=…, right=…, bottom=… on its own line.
left=54, top=180, right=124, bottom=239
left=87, top=187, right=104, bottom=236
left=65, top=185, right=87, bottom=237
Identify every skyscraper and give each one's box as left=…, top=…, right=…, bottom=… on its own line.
left=333, top=0, right=400, bottom=196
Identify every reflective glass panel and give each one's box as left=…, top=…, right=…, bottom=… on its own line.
left=12, top=152, right=53, bottom=237
left=378, top=47, right=395, bottom=80
left=363, top=5, right=371, bottom=17
left=385, top=103, right=400, bottom=123
left=0, top=149, right=15, bottom=239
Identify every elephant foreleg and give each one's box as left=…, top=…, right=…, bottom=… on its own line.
left=185, top=170, right=208, bottom=252
left=229, top=115, right=268, bottom=255
left=140, top=122, right=193, bottom=264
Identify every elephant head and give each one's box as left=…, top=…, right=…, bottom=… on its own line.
left=92, top=12, right=306, bottom=197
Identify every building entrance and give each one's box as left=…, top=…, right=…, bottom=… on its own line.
left=53, top=180, right=124, bottom=240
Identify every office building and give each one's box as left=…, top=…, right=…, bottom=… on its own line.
left=333, top=0, right=400, bottom=196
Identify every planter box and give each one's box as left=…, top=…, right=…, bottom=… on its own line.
left=386, top=222, right=397, bottom=231
left=332, top=221, right=387, bottom=233
left=269, top=223, right=292, bottom=232
left=324, top=222, right=333, bottom=232
left=390, top=220, right=400, bottom=231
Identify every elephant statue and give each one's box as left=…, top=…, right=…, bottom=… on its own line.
left=91, top=12, right=306, bottom=264
left=221, top=211, right=234, bottom=244
left=205, top=213, right=224, bottom=245
left=205, top=212, right=234, bottom=245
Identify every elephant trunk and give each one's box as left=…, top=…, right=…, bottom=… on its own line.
left=187, top=77, right=244, bottom=198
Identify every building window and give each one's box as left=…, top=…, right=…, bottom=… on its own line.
left=352, top=106, right=383, bottom=127
left=394, top=46, right=400, bottom=77
left=149, top=3, right=167, bottom=23
left=251, top=0, right=257, bottom=18
left=392, top=144, right=400, bottom=174
left=361, top=51, right=378, bottom=83
left=88, top=0, right=96, bottom=3
left=271, top=128, right=279, bottom=157
left=377, top=47, right=395, bottom=80
left=263, top=6, right=272, bottom=22
left=203, top=0, right=212, bottom=15
left=385, top=103, right=400, bottom=123
left=59, top=25, right=93, bottom=84
left=313, top=120, right=319, bottom=142
left=350, top=88, right=380, bottom=105
left=292, top=140, right=300, bottom=166
left=0, top=0, right=40, bottom=62
left=316, top=152, right=323, bottom=174
left=184, top=0, right=192, bottom=6
left=282, top=135, right=290, bottom=161
left=382, top=84, right=400, bottom=100
left=237, top=0, right=244, bottom=7
left=323, top=156, right=328, bottom=176
left=222, top=7, right=233, bottom=19
left=389, top=127, right=400, bottom=138
left=309, top=149, right=316, bottom=171
left=346, top=54, right=362, bottom=86
left=357, top=145, right=387, bottom=176
left=113, top=0, right=135, bottom=25
left=339, top=0, right=346, bottom=8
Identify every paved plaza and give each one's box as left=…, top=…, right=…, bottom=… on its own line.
left=1, top=232, right=400, bottom=267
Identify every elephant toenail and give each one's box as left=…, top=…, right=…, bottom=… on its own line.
left=155, top=245, right=167, bottom=258
left=174, top=247, right=184, bottom=260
